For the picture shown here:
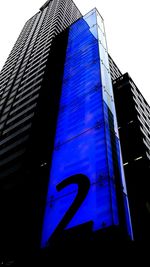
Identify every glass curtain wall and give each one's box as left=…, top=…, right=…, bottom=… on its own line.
left=41, top=9, right=133, bottom=247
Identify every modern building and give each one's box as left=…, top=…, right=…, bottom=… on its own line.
left=41, top=8, right=133, bottom=250
left=0, top=0, right=82, bottom=259
left=0, top=0, right=133, bottom=263
left=113, top=73, right=150, bottom=241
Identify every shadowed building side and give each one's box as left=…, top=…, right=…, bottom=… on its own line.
left=0, top=0, right=82, bottom=258
left=113, top=73, right=150, bottom=242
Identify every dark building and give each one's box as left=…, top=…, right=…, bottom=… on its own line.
left=0, top=1, right=134, bottom=264
left=0, top=0, right=82, bottom=259
left=113, top=73, right=150, bottom=242
left=108, top=54, right=122, bottom=81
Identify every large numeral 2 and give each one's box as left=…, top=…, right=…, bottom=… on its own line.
left=48, top=174, right=90, bottom=245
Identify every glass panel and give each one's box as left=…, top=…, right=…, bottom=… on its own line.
left=84, top=9, right=98, bottom=39
left=89, top=24, right=98, bottom=39
left=84, top=9, right=97, bottom=26
left=49, top=121, right=109, bottom=189
left=96, top=10, right=105, bottom=34
left=98, top=26, right=107, bottom=50
left=99, top=40, right=109, bottom=69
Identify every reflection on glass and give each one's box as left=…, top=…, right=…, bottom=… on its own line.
left=89, top=24, right=98, bottom=39
left=42, top=8, right=133, bottom=247
left=84, top=10, right=97, bottom=26
left=84, top=9, right=97, bottom=21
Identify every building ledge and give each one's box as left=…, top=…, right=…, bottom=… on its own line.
left=40, top=0, right=52, bottom=11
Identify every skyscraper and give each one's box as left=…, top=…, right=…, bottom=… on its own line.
left=0, top=0, right=133, bottom=263
left=113, top=73, right=150, bottom=241
left=0, top=0, right=82, bottom=258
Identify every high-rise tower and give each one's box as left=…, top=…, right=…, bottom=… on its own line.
left=0, top=0, right=133, bottom=263
left=0, top=0, right=81, bottom=258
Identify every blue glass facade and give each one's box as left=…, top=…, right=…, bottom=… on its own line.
left=41, top=9, right=133, bottom=247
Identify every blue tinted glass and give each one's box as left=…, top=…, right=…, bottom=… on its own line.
left=42, top=9, right=132, bottom=247
left=84, top=9, right=97, bottom=26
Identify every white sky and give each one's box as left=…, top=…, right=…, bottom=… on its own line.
left=0, top=0, right=150, bottom=104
